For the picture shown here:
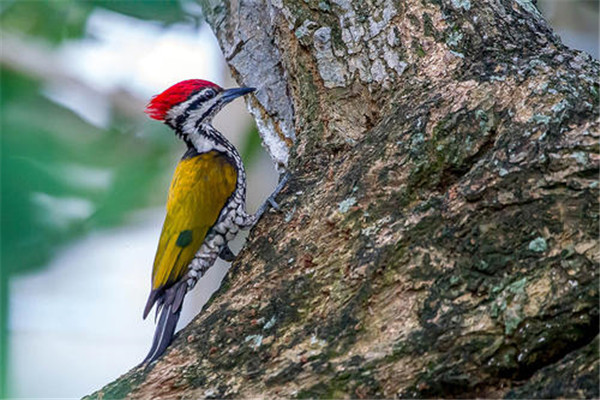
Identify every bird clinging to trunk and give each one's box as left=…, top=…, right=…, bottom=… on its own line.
left=142, top=79, right=287, bottom=364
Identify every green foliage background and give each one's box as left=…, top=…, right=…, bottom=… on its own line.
left=0, top=1, right=249, bottom=395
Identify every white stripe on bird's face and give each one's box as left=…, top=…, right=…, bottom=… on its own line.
left=167, top=88, right=219, bottom=127
left=167, top=86, right=253, bottom=136
left=165, top=87, right=232, bottom=153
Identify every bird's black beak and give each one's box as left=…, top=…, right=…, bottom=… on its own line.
left=222, top=87, right=255, bottom=102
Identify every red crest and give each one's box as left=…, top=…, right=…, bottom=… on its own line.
left=145, top=79, right=221, bottom=121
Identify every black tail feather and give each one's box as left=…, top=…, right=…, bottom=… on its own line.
left=143, top=289, right=160, bottom=320
left=142, top=281, right=187, bottom=364
left=143, top=303, right=182, bottom=364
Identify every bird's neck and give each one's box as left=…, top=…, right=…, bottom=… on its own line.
left=179, top=123, right=246, bottom=189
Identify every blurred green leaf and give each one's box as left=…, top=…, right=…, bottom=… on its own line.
left=0, top=1, right=92, bottom=44
left=1, top=0, right=195, bottom=46
left=90, top=0, right=192, bottom=25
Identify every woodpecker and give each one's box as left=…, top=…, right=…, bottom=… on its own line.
left=142, top=79, right=286, bottom=364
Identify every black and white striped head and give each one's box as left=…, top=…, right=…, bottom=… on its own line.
left=145, top=79, right=255, bottom=133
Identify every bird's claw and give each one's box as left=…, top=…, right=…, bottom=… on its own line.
left=255, top=172, right=290, bottom=220
left=268, top=172, right=290, bottom=212
left=219, top=244, right=236, bottom=262
left=267, top=197, right=280, bottom=211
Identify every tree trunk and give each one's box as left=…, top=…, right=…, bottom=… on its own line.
left=87, top=0, right=599, bottom=398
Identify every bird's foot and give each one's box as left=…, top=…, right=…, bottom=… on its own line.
left=254, top=172, right=290, bottom=222
left=218, top=244, right=237, bottom=262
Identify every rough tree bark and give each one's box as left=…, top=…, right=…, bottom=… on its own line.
left=88, top=0, right=598, bottom=398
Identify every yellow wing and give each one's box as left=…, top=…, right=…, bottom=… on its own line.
left=151, top=150, right=237, bottom=291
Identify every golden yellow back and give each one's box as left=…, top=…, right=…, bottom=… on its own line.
left=151, top=151, right=237, bottom=291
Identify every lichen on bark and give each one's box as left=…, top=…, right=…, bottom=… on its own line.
left=87, top=0, right=599, bottom=398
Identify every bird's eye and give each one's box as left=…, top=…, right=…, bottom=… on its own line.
left=204, top=88, right=216, bottom=97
